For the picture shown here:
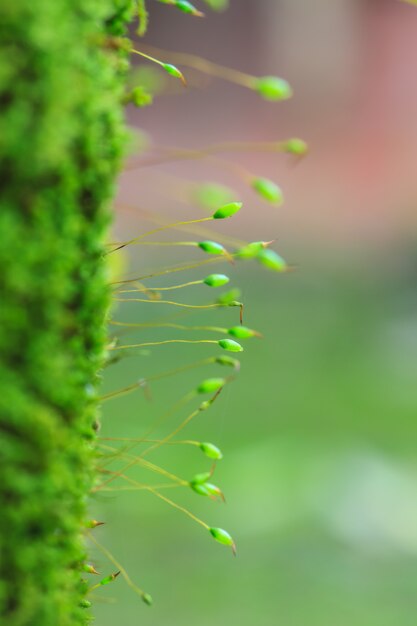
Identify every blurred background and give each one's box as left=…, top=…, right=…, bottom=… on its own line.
left=94, top=1, right=417, bottom=625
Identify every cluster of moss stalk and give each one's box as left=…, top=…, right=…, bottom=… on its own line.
left=0, top=1, right=133, bottom=623
left=0, top=0, right=304, bottom=620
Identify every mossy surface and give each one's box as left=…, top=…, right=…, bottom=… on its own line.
left=0, top=1, right=132, bottom=623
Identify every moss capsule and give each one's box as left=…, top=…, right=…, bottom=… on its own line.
left=198, top=241, right=226, bottom=255
left=199, top=442, right=223, bottom=460
left=283, top=138, right=308, bottom=156
left=203, top=273, right=230, bottom=287
left=227, top=325, right=259, bottom=339
left=218, top=339, right=243, bottom=352
left=212, top=201, right=242, bottom=219
left=215, top=355, right=240, bottom=369
left=162, top=63, right=186, bottom=84
left=257, top=249, right=287, bottom=272
left=196, top=378, right=225, bottom=394
left=236, top=241, right=266, bottom=259
left=255, top=76, right=293, bottom=101
left=193, top=182, right=236, bottom=210
left=175, top=0, right=203, bottom=15
left=209, top=527, right=236, bottom=553
left=191, top=471, right=211, bottom=484
left=216, top=288, right=241, bottom=305
left=252, top=178, right=283, bottom=204
left=142, top=593, right=153, bottom=606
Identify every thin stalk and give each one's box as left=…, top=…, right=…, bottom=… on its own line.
left=98, top=443, right=189, bottom=487
left=87, top=533, right=151, bottom=603
left=115, top=280, right=204, bottom=293
left=110, top=255, right=231, bottom=285
left=141, top=387, right=224, bottom=459
left=137, top=43, right=257, bottom=89
left=100, top=356, right=214, bottom=402
left=108, top=217, right=213, bottom=252
left=110, top=339, right=221, bottom=351
left=116, top=202, right=247, bottom=249
left=114, top=473, right=209, bottom=529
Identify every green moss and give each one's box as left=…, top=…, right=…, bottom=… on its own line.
left=0, top=1, right=132, bottom=623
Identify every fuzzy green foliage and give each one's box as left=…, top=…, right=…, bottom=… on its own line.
left=0, top=1, right=131, bottom=623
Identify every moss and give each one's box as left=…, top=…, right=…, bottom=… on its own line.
left=0, top=1, right=132, bottom=623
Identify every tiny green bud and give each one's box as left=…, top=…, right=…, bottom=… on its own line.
left=209, top=527, right=236, bottom=553
left=216, top=288, right=241, bottom=305
left=197, top=378, right=225, bottom=394
left=203, top=273, right=230, bottom=287
left=252, top=178, right=283, bottom=204
left=255, top=76, right=293, bottom=101
left=199, top=442, right=223, bottom=460
left=227, top=325, right=259, bottom=339
left=215, top=355, right=240, bottom=370
left=162, top=63, right=186, bottom=84
left=84, top=564, right=99, bottom=575
left=257, top=249, right=287, bottom=272
left=80, top=599, right=92, bottom=609
left=191, top=471, right=211, bottom=484
left=199, top=400, right=211, bottom=411
left=198, top=241, right=226, bottom=255
left=283, top=138, right=308, bottom=156
left=212, top=201, right=242, bottom=220
left=218, top=339, right=243, bottom=352
left=142, top=593, right=153, bottom=606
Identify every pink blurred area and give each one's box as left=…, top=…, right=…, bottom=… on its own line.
left=116, top=0, right=417, bottom=248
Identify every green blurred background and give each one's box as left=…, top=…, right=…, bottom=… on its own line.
left=94, top=2, right=417, bottom=624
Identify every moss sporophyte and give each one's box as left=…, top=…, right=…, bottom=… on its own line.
left=0, top=0, right=305, bottom=619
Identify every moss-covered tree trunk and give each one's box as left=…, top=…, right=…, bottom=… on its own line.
left=0, top=1, right=130, bottom=623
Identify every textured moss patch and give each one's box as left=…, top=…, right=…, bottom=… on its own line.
left=0, top=1, right=132, bottom=623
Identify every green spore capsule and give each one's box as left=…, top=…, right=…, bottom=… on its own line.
left=217, top=288, right=241, bottom=305
left=197, top=378, right=225, bottom=394
left=175, top=0, right=203, bottom=16
left=236, top=241, right=266, bottom=259
left=203, top=273, right=230, bottom=287
left=255, top=76, right=293, bottom=101
left=142, top=593, right=153, bottom=606
left=192, top=471, right=212, bottom=484
left=199, top=400, right=211, bottom=411
left=215, top=355, right=240, bottom=369
left=193, top=182, right=236, bottom=211
left=283, top=137, right=308, bottom=156
left=209, top=527, right=236, bottom=553
left=162, top=63, right=186, bottom=84
left=218, top=339, right=243, bottom=352
left=212, top=201, right=242, bottom=220
left=204, top=483, right=223, bottom=498
left=203, top=0, right=229, bottom=10
left=198, top=241, right=226, bottom=255
left=99, top=571, right=120, bottom=587
left=199, top=442, right=223, bottom=460
left=252, top=178, right=283, bottom=204
left=190, top=482, right=212, bottom=496
left=257, top=249, right=287, bottom=272
left=227, top=325, right=259, bottom=339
